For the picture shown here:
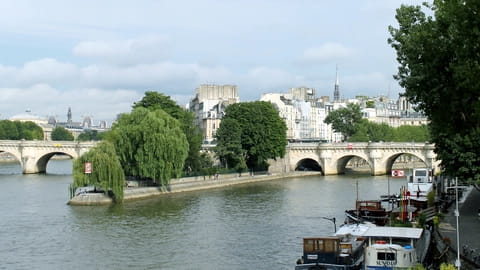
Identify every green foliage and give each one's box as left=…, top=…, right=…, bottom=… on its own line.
left=393, top=125, right=430, bottom=142
left=389, top=1, right=480, bottom=183
left=417, top=212, right=426, bottom=228
left=0, top=120, right=43, bottom=140
left=72, top=141, right=125, bottom=202
left=349, top=120, right=394, bottom=142
left=215, top=101, right=287, bottom=170
left=427, top=191, right=435, bottom=207
left=411, top=264, right=426, bottom=270
left=51, top=126, right=74, bottom=141
left=439, top=263, right=456, bottom=270
left=109, top=107, right=189, bottom=186
left=349, top=121, right=430, bottom=143
left=214, top=118, right=244, bottom=169
left=133, top=91, right=203, bottom=174
left=77, top=130, right=106, bottom=141
left=365, top=100, right=375, bottom=108
left=324, top=103, right=363, bottom=140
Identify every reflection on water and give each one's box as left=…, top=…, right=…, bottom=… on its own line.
left=0, top=160, right=407, bottom=270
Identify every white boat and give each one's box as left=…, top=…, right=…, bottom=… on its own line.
left=407, top=168, right=434, bottom=201
left=363, top=226, right=431, bottom=270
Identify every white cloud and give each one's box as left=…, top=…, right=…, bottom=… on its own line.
left=0, top=84, right=142, bottom=123
left=243, top=67, right=305, bottom=93
left=73, top=35, right=171, bottom=65
left=298, top=43, right=354, bottom=65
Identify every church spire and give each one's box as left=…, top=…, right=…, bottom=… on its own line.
left=334, top=65, right=340, bottom=102
left=67, top=107, right=72, bottom=123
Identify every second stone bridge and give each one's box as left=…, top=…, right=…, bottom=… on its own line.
left=268, top=142, right=440, bottom=176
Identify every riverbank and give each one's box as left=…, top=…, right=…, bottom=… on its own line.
left=68, top=171, right=321, bottom=206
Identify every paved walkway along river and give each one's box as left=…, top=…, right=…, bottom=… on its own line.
left=437, top=185, right=480, bottom=268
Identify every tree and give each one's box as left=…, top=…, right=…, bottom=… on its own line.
left=0, top=120, right=43, bottom=140
left=133, top=91, right=203, bottom=175
left=109, top=107, right=188, bottom=186
left=324, top=103, right=363, bottom=141
left=393, top=125, right=430, bottom=142
left=389, top=1, right=480, bottom=182
left=0, top=120, right=19, bottom=139
left=348, top=120, right=394, bottom=142
left=20, top=121, right=44, bottom=140
left=51, top=126, right=74, bottom=141
left=215, top=101, right=287, bottom=171
left=214, top=118, right=244, bottom=169
left=72, top=141, right=125, bottom=202
left=77, top=130, right=106, bottom=141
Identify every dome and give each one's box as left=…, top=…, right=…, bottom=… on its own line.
left=9, top=111, right=48, bottom=125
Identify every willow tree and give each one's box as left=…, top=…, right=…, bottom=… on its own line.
left=133, top=91, right=203, bottom=174
left=109, top=107, right=189, bottom=186
left=72, top=141, right=125, bottom=202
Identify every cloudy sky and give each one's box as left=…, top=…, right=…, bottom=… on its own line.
left=0, top=0, right=424, bottom=124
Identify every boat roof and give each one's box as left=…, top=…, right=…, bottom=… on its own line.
left=335, top=223, right=372, bottom=236
left=363, top=227, right=423, bottom=239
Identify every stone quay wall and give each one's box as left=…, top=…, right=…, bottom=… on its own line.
left=68, top=171, right=320, bottom=206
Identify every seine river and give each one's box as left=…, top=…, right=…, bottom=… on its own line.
left=0, top=159, right=407, bottom=270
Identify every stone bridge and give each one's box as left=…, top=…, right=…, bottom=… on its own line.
left=268, top=142, right=440, bottom=175
left=0, top=140, right=96, bottom=174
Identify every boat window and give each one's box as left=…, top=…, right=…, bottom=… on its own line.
left=324, top=239, right=337, bottom=252
left=414, top=170, right=427, bottom=177
left=377, top=252, right=396, bottom=261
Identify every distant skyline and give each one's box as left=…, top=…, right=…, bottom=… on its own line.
left=0, top=0, right=425, bottom=122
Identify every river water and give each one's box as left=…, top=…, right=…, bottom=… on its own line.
left=0, top=160, right=408, bottom=270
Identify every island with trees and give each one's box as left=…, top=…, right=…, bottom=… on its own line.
left=69, top=93, right=291, bottom=204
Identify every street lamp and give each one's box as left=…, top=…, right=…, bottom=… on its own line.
left=455, top=177, right=461, bottom=270
left=321, top=217, right=337, bottom=233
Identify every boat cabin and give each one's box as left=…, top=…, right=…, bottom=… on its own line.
left=296, top=224, right=370, bottom=270
left=363, top=227, right=429, bottom=269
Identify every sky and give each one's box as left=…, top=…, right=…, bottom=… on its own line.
left=0, top=0, right=425, bottom=124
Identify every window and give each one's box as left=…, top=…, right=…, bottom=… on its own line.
left=377, top=252, right=396, bottom=261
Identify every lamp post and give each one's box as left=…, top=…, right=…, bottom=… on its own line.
left=321, top=217, right=337, bottom=233
left=455, top=177, right=461, bottom=269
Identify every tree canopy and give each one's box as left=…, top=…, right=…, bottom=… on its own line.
left=324, top=103, right=363, bottom=141
left=72, top=141, right=125, bottom=202
left=77, top=130, right=106, bottom=141
left=51, top=126, right=74, bottom=141
left=215, top=101, right=287, bottom=171
left=348, top=120, right=430, bottom=143
left=214, top=117, right=244, bottom=169
left=0, top=120, right=43, bottom=140
left=389, top=1, right=480, bottom=182
left=109, top=107, right=189, bottom=186
left=133, top=91, right=203, bottom=175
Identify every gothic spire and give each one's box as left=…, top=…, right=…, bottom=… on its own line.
left=334, top=65, right=340, bottom=102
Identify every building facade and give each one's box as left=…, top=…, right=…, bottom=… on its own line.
left=189, top=84, right=239, bottom=143
left=260, top=87, right=343, bottom=142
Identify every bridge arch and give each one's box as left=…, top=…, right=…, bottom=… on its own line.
left=35, top=152, right=74, bottom=174
left=0, top=140, right=97, bottom=174
left=335, top=154, right=372, bottom=175
left=384, top=152, right=428, bottom=175
left=295, top=158, right=323, bottom=172
left=0, top=149, right=22, bottom=164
